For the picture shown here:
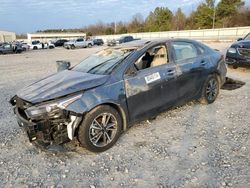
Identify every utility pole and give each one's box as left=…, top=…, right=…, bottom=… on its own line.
left=212, top=5, right=216, bottom=29
left=114, top=22, right=117, bottom=34
left=212, top=0, right=220, bottom=29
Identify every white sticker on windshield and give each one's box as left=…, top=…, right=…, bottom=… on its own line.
left=145, top=72, right=161, bottom=84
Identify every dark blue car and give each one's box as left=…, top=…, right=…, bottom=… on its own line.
left=10, top=39, right=227, bottom=152
left=226, top=32, right=250, bottom=68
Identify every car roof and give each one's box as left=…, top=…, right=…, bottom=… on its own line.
left=111, top=38, right=198, bottom=50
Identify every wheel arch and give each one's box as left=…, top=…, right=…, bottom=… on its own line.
left=213, top=71, right=222, bottom=87
left=69, top=101, right=128, bottom=132
left=92, top=102, right=128, bottom=132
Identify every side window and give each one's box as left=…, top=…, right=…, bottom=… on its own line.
left=4, top=44, right=11, bottom=49
left=172, top=42, right=198, bottom=61
left=32, top=41, right=39, bottom=45
left=77, top=38, right=83, bottom=42
left=244, top=33, right=250, bottom=40
left=197, top=45, right=205, bottom=54
left=134, top=45, right=168, bottom=71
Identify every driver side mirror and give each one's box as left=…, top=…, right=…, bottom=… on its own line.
left=237, top=38, right=243, bottom=41
left=56, top=60, right=71, bottom=72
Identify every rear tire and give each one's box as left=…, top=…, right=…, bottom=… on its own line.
left=88, top=43, right=92, bottom=48
left=78, top=105, right=122, bottom=152
left=70, top=45, right=75, bottom=49
left=199, top=75, right=220, bottom=104
left=33, top=46, right=38, bottom=50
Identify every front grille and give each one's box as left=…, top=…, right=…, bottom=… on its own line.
left=238, top=48, right=250, bottom=57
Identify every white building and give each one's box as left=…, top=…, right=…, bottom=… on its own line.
left=27, top=32, right=86, bottom=43
left=0, top=31, right=16, bottom=42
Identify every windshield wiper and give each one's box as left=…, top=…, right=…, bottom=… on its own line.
left=103, top=54, right=130, bottom=74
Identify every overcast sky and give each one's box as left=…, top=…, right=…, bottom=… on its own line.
left=0, top=0, right=249, bottom=34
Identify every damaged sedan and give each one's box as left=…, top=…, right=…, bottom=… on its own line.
left=226, top=32, right=250, bottom=68
left=10, top=39, right=227, bottom=152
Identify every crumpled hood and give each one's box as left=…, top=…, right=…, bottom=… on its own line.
left=17, top=70, right=109, bottom=103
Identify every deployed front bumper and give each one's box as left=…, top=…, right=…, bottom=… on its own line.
left=14, top=106, right=69, bottom=144
left=15, top=107, right=40, bottom=142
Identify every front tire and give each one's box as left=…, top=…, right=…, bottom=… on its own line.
left=88, top=43, right=92, bottom=48
left=78, top=105, right=122, bottom=152
left=199, top=75, right=220, bottom=104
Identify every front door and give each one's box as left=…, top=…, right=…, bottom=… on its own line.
left=124, top=44, right=177, bottom=121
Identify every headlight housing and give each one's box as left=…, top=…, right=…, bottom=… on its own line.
left=25, top=94, right=82, bottom=118
left=228, top=47, right=237, bottom=54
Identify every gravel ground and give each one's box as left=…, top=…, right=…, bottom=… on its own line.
left=0, top=43, right=249, bottom=188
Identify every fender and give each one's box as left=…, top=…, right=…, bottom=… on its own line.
left=65, top=85, right=129, bottom=131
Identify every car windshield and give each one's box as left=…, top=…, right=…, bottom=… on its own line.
left=73, top=48, right=134, bottom=75
left=244, top=33, right=250, bottom=40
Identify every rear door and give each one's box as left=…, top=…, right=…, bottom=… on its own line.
left=171, top=41, right=209, bottom=101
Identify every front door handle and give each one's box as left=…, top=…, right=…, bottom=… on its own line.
left=201, top=60, right=207, bottom=65
left=167, top=69, right=175, bottom=76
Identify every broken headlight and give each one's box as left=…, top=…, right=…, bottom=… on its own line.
left=24, top=94, right=82, bottom=118
left=228, top=48, right=237, bottom=54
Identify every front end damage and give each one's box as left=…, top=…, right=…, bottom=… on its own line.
left=10, top=95, right=82, bottom=146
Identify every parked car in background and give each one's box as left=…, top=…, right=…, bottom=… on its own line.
left=107, top=39, right=117, bottom=46
left=0, top=43, right=22, bottom=54
left=21, top=42, right=30, bottom=51
left=117, top=36, right=134, bottom=44
left=93, top=39, right=104, bottom=46
left=225, top=32, right=250, bottom=68
left=10, top=39, right=227, bottom=152
left=29, top=40, right=55, bottom=50
left=53, top=39, right=68, bottom=47
left=107, top=36, right=140, bottom=46
left=117, top=36, right=140, bottom=44
left=64, top=38, right=94, bottom=49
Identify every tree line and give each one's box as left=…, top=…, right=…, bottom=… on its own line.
left=37, top=0, right=249, bottom=36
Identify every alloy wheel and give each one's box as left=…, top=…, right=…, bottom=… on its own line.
left=89, top=113, right=118, bottom=147
left=206, top=78, right=218, bottom=101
